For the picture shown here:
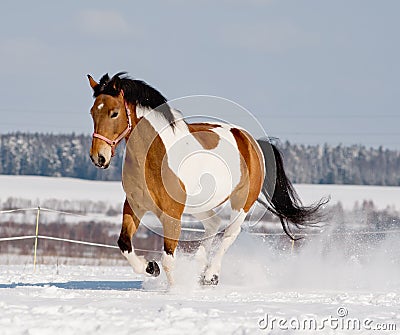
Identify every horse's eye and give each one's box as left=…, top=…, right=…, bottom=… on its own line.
left=111, top=111, right=119, bottom=118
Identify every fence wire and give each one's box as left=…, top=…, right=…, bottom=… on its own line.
left=1, top=207, right=400, bottom=269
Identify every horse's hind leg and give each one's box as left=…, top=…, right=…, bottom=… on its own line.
left=118, top=199, right=160, bottom=277
left=202, top=208, right=247, bottom=285
left=192, top=210, right=222, bottom=272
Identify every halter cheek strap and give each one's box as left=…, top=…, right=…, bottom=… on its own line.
left=92, top=94, right=132, bottom=157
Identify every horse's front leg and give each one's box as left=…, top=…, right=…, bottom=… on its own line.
left=158, top=212, right=182, bottom=286
left=117, top=199, right=160, bottom=277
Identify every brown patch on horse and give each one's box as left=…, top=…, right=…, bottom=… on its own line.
left=146, top=132, right=186, bottom=216
left=230, top=128, right=265, bottom=212
left=123, top=117, right=186, bottom=247
left=146, top=130, right=186, bottom=247
left=187, top=123, right=221, bottom=150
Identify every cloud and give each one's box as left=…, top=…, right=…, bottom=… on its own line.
left=76, top=9, right=133, bottom=39
left=219, top=20, right=319, bottom=54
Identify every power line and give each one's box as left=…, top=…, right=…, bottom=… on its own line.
left=277, top=132, right=400, bottom=136
left=1, top=107, right=399, bottom=119
left=258, top=115, right=400, bottom=119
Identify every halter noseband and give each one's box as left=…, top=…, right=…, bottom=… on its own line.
left=92, top=92, right=132, bottom=157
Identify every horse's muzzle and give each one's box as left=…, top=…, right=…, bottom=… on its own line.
left=90, top=153, right=110, bottom=169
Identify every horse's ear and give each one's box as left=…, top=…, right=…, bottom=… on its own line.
left=87, top=74, right=98, bottom=90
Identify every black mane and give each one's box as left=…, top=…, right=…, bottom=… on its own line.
left=93, top=72, right=175, bottom=127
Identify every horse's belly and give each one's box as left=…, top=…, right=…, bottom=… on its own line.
left=181, top=154, right=240, bottom=213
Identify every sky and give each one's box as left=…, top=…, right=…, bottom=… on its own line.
left=0, top=0, right=399, bottom=148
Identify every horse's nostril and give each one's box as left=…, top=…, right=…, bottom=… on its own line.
left=98, top=154, right=106, bottom=166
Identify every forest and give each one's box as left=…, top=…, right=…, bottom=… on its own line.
left=0, top=133, right=399, bottom=185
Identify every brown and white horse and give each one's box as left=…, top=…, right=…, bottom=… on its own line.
left=88, top=72, right=326, bottom=285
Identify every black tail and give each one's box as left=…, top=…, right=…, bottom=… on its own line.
left=257, top=139, right=328, bottom=240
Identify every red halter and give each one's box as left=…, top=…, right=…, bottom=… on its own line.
left=92, top=92, right=132, bottom=157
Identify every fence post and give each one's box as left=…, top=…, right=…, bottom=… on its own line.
left=33, top=206, right=40, bottom=272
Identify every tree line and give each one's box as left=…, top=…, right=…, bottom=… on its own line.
left=0, top=133, right=399, bottom=185
left=279, top=141, right=400, bottom=186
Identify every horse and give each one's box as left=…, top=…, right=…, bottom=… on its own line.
left=87, top=72, right=327, bottom=285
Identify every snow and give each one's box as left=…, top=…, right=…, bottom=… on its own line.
left=0, top=175, right=125, bottom=207
left=0, top=233, right=399, bottom=334
left=1, top=175, right=399, bottom=211
left=295, top=183, right=400, bottom=210
left=0, top=176, right=399, bottom=334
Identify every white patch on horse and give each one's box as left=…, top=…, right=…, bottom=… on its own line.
left=162, top=251, right=176, bottom=285
left=204, top=208, right=246, bottom=281
left=136, top=105, right=242, bottom=214
left=193, top=210, right=222, bottom=270
left=97, top=103, right=104, bottom=110
left=122, top=249, right=147, bottom=274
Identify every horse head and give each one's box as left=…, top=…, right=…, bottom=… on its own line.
left=88, top=73, right=132, bottom=169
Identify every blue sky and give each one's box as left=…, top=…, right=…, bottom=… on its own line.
left=1, top=1, right=399, bottom=148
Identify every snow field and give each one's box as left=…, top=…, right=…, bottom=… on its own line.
left=0, top=232, right=399, bottom=334
left=1, top=175, right=399, bottom=211
left=0, top=176, right=400, bottom=334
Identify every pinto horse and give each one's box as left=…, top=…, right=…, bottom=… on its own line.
left=88, top=72, right=326, bottom=285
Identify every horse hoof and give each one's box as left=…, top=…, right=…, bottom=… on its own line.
left=146, top=261, right=160, bottom=277
left=200, top=274, right=219, bottom=286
